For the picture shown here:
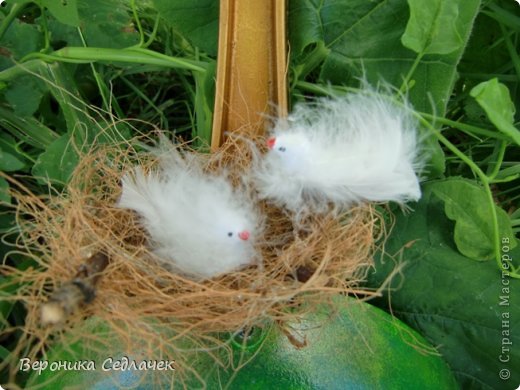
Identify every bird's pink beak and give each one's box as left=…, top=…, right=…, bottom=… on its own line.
left=238, top=230, right=250, bottom=241
left=266, top=137, right=276, bottom=149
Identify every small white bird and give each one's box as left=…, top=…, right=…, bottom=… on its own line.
left=118, top=148, right=261, bottom=280
left=253, top=90, right=424, bottom=215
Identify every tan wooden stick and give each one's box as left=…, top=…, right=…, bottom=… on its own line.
left=211, top=0, right=288, bottom=151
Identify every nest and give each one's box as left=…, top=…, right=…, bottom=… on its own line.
left=1, top=133, right=383, bottom=388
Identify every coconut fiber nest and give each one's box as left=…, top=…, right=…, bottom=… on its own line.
left=1, top=132, right=383, bottom=387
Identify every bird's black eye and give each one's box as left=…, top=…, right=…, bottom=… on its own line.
left=278, top=146, right=286, bottom=152
left=227, top=232, right=233, bottom=237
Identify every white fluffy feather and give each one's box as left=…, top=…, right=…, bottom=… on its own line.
left=118, top=148, right=261, bottom=279
left=253, top=90, right=424, bottom=214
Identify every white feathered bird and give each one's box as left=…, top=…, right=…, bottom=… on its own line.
left=253, top=90, right=424, bottom=214
left=118, top=148, right=261, bottom=280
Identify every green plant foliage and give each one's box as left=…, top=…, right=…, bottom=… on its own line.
left=470, top=78, right=520, bottom=145
left=0, top=0, right=519, bottom=388
left=288, top=0, right=479, bottom=178
left=0, top=176, right=9, bottom=203
left=76, top=0, right=139, bottom=48
left=0, top=19, right=41, bottom=68
left=432, top=178, right=516, bottom=260
left=0, top=146, right=25, bottom=172
left=3, top=75, right=44, bottom=116
left=42, top=0, right=80, bottom=27
left=31, top=133, right=79, bottom=185
left=367, top=183, right=520, bottom=389
left=289, top=0, right=481, bottom=116
left=152, top=0, right=219, bottom=56
left=401, top=0, right=465, bottom=55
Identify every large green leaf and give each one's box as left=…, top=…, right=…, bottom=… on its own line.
left=431, top=178, right=516, bottom=260
left=152, top=0, right=219, bottom=56
left=76, top=0, right=139, bottom=48
left=366, top=183, right=520, bottom=389
left=0, top=19, right=41, bottom=59
left=0, top=19, right=41, bottom=70
left=42, top=0, right=80, bottom=27
left=401, top=0, right=465, bottom=55
left=289, top=0, right=481, bottom=116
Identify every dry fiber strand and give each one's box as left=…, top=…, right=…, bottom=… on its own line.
left=1, top=132, right=382, bottom=387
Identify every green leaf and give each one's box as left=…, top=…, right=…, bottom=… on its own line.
left=0, top=133, right=27, bottom=170
left=32, top=133, right=79, bottom=185
left=0, top=106, right=59, bottom=148
left=193, top=60, right=216, bottom=145
left=289, top=0, right=324, bottom=56
left=76, top=0, right=139, bottom=48
left=289, top=0, right=481, bottom=116
left=366, top=183, right=520, bottom=389
left=431, top=178, right=516, bottom=260
left=152, top=0, right=219, bottom=56
left=401, top=0, right=464, bottom=55
left=0, top=146, right=25, bottom=171
left=0, top=345, right=10, bottom=360
left=0, top=19, right=41, bottom=68
left=4, top=75, right=45, bottom=117
left=470, top=79, right=520, bottom=146
left=495, top=164, right=520, bottom=181
left=458, top=11, right=511, bottom=76
left=46, top=14, right=83, bottom=47
left=39, top=63, right=91, bottom=136
left=42, top=0, right=80, bottom=27
left=0, top=176, right=10, bottom=204
left=39, top=62, right=131, bottom=144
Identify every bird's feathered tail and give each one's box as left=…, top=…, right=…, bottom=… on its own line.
left=118, top=167, right=166, bottom=229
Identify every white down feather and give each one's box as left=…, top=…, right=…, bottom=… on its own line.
left=253, top=90, right=424, bottom=215
left=118, top=148, right=261, bottom=280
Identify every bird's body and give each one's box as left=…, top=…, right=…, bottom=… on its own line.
left=118, top=149, right=261, bottom=279
left=254, top=90, right=424, bottom=214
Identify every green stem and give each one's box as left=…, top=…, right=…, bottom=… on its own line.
left=491, top=176, right=519, bottom=184
left=293, top=41, right=330, bottom=83
left=77, top=28, right=112, bottom=113
left=36, top=0, right=51, bottom=52
left=419, top=113, right=511, bottom=141
left=131, top=0, right=145, bottom=47
left=295, top=80, right=357, bottom=96
left=415, top=115, right=519, bottom=279
left=459, top=73, right=519, bottom=82
left=399, top=52, right=424, bottom=93
left=143, top=15, right=161, bottom=48
left=487, top=140, right=507, bottom=181
left=19, top=47, right=206, bottom=71
left=0, top=47, right=207, bottom=82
